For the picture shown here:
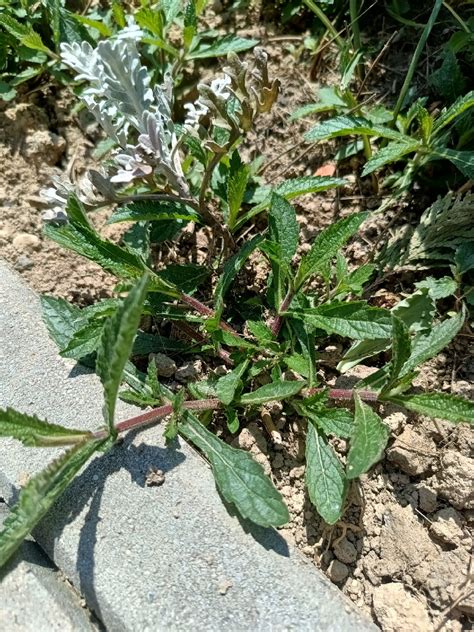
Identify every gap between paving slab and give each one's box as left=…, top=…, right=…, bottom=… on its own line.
left=0, top=261, right=377, bottom=632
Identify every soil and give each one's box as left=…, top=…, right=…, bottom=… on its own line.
left=0, top=4, right=473, bottom=631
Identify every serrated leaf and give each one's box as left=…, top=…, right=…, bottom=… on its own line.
left=60, top=319, right=103, bottom=360
left=0, top=439, right=102, bottom=568
left=401, top=310, right=464, bottom=376
left=188, top=34, right=259, bottom=59
left=305, top=423, right=347, bottom=524
left=434, top=148, right=474, bottom=179
left=107, top=200, right=200, bottom=224
left=284, top=353, right=311, bottom=378
left=132, top=332, right=185, bottom=355
left=96, top=275, right=150, bottom=433
left=362, top=141, right=420, bottom=176
left=244, top=176, right=346, bottom=220
left=44, top=196, right=177, bottom=296
left=346, top=394, right=389, bottom=479
left=386, top=315, right=411, bottom=387
left=122, top=222, right=150, bottom=261
left=296, top=213, right=367, bottom=289
left=0, top=408, right=91, bottom=447
left=388, top=393, right=474, bottom=425
left=433, top=90, right=474, bottom=133
left=239, top=380, right=304, bottom=406
left=415, top=276, right=458, bottom=299
left=216, top=361, right=249, bottom=406
left=456, top=242, right=474, bottom=275
left=159, top=264, right=209, bottom=294
left=226, top=157, right=249, bottom=231
left=180, top=413, right=289, bottom=527
left=305, top=115, right=407, bottom=143
left=296, top=302, right=392, bottom=340
left=302, top=404, right=354, bottom=438
left=40, top=295, right=83, bottom=351
left=246, top=320, right=275, bottom=343
left=290, top=102, right=339, bottom=121
left=268, top=193, right=299, bottom=265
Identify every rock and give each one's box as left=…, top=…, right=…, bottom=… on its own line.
left=14, top=255, right=34, bottom=271
left=289, top=465, right=305, bottom=480
left=417, top=485, right=437, bottom=513
left=333, top=538, right=357, bottom=564
left=383, top=410, right=407, bottom=434
left=175, top=361, right=200, bottom=383
left=429, top=508, right=464, bottom=546
left=425, top=546, right=474, bottom=615
left=22, top=130, right=66, bottom=165
left=12, top=232, right=40, bottom=253
left=152, top=353, right=176, bottom=378
left=387, top=427, right=436, bottom=476
left=326, top=560, right=349, bottom=583
left=145, top=468, right=165, bottom=487
left=378, top=504, right=438, bottom=584
left=372, top=583, right=432, bottom=632
left=433, top=450, right=474, bottom=510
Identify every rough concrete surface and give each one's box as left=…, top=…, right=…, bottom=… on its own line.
left=0, top=261, right=376, bottom=631
left=0, top=504, right=97, bottom=631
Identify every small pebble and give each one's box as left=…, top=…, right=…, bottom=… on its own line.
left=327, top=559, right=349, bottom=583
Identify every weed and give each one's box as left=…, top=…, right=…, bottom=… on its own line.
left=0, top=30, right=473, bottom=569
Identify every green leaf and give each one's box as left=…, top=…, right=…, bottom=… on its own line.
left=433, top=90, right=474, bottom=133
left=414, top=276, right=458, bottom=300
left=305, top=115, right=407, bottom=143
left=183, top=0, right=197, bottom=49
left=226, top=156, right=250, bottom=231
left=268, top=193, right=299, bottom=265
left=40, top=295, right=83, bottom=351
left=216, top=361, right=249, bottom=406
left=132, top=332, right=185, bottom=355
left=244, top=176, right=346, bottom=220
left=44, top=196, right=177, bottom=296
left=362, top=141, right=420, bottom=176
left=301, top=404, right=354, bottom=438
left=401, top=310, right=464, bottom=376
left=180, top=413, right=289, bottom=527
left=107, top=200, right=200, bottom=224
left=122, top=222, right=150, bottom=261
left=214, top=234, right=264, bottom=314
left=71, top=13, right=112, bottom=37
left=159, top=264, right=208, bottom=294
left=246, top=320, right=275, bottom=344
left=305, top=423, right=347, bottom=524
left=386, top=315, right=411, bottom=388
left=456, top=242, right=474, bottom=275
left=0, top=408, right=91, bottom=447
left=188, top=34, right=259, bottom=59
left=0, top=439, right=102, bottom=568
left=296, top=213, right=367, bottom=289
left=290, top=102, right=339, bottom=121
left=434, top=148, right=474, bottom=179
left=96, top=275, right=150, bottom=433
left=0, top=81, right=16, bottom=101
left=346, top=393, right=390, bottom=479
left=296, top=302, right=392, bottom=340
left=60, top=320, right=103, bottom=360
left=239, top=380, right=304, bottom=406
left=388, top=393, right=474, bottom=425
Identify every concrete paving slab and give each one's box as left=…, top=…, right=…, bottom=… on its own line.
left=0, top=261, right=377, bottom=631
left=0, top=503, right=97, bottom=632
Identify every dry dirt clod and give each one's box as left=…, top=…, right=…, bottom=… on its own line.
left=152, top=353, right=177, bottom=378
left=326, top=559, right=349, bottom=584
left=433, top=450, right=474, bottom=510
left=333, top=537, right=358, bottom=564
left=372, top=583, right=433, bottom=632
left=387, top=427, right=436, bottom=476
left=175, top=361, right=201, bottom=383
left=429, top=508, right=464, bottom=546
left=12, top=232, right=41, bottom=253
left=417, top=485, right=438, bottom=513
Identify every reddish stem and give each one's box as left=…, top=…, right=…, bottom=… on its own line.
left=180, top=293, right=239, bottom=336
left=93, top=398, right=221, bottom=440
left=304, top=387, right=379, bottom=402
left=173, top=321, right=234, bottom=366
left=270, top=289, right=294, bottom=337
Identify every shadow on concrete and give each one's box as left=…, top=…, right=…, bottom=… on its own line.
left=35, top=430, right=186, bottom=624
